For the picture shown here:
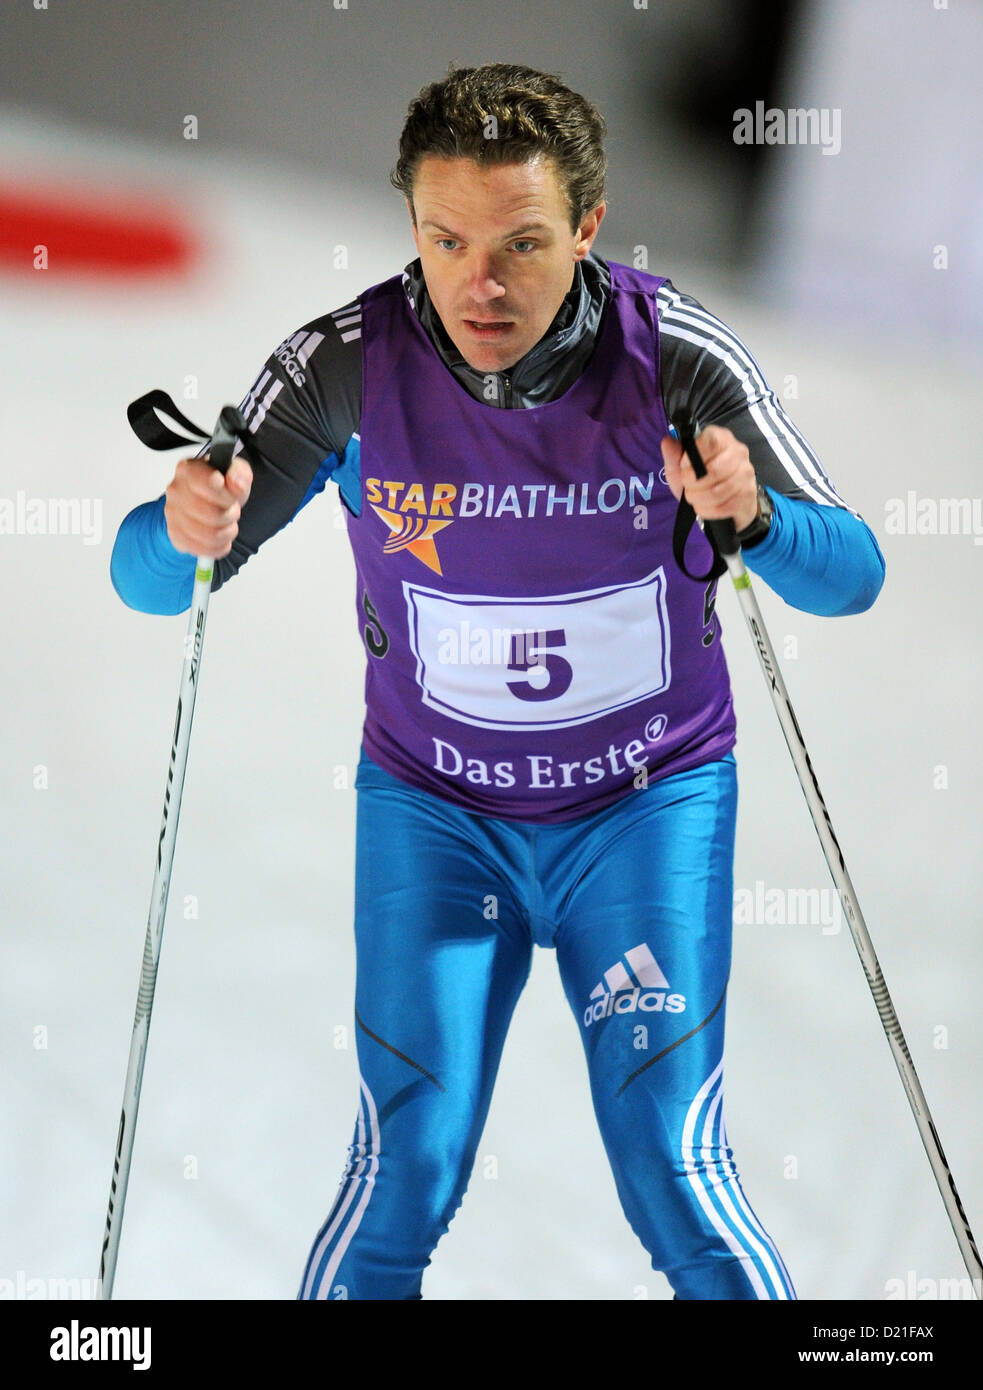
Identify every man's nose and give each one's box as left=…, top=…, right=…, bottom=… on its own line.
left=464, top=253, right=508, bottom=303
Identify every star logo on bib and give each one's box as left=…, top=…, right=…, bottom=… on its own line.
left=370, top=503, right=453, bottom=575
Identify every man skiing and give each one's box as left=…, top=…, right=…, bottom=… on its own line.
left=111, top=62, right=885, bottom=1299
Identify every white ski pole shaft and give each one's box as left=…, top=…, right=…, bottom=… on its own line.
left=674, top=407, right=982, bottom=1293
left=98, top=406, right=243, bottom=1299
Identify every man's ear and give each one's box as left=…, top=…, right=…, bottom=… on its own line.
left=575, top=201, right=606, bottom=259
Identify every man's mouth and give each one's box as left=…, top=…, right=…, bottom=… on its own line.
left=463, top=318, right=513, bottom=339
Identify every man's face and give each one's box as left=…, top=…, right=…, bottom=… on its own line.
left=408, top=154, right=605, bottom=374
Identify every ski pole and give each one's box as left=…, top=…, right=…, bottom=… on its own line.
left=97, top=403, right=246, bottom=1299
left=672, top=406, right=981, bottom=1294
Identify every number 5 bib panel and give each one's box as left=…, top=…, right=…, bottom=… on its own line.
left=349, top=260, right=736, bottom=823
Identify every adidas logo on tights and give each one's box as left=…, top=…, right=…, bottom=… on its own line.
left=583, top=943, right=686, bottom=1027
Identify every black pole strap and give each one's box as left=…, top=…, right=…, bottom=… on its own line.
left=668, top=409, right=729, bottom=583
left=126, top=388, right=262, bottom=476
left=671, top=493, right=729, bottom=583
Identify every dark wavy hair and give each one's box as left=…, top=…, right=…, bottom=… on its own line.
left=390, top=62, right=607, bottom=232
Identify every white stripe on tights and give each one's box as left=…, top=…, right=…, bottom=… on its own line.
left=699, top=1078, right=790, bottom=1298
left=682, top=1060, right=787, bottom=1299
left=303, top=1075, right=380, bottom=1299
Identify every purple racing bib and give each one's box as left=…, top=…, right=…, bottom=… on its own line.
left=347, top=259, right=736, bottom=822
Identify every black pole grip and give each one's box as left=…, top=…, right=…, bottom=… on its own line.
left=672, top=406, right=740, bottom=558
left=204, top=405, right=248, bottom=476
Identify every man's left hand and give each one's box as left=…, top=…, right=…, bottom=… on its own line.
left=660, top=425, right=758, bottom=532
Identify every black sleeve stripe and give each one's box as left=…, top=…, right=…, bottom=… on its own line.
left=657, top=284, right=857, bottom=514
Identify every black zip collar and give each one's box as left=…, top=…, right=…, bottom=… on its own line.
left=401, top=252, right=612, bottom=408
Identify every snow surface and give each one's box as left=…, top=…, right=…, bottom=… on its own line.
left=1, top=110, right=980, bottom=1302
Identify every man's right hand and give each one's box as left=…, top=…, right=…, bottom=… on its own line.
left=164, top=455, right=253, bottom=558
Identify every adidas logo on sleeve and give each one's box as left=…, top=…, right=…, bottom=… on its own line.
left=583, top=943, right=686, bottom=1027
